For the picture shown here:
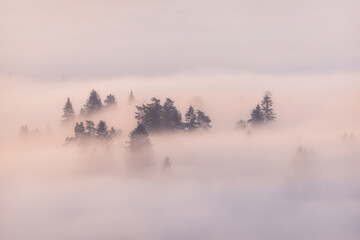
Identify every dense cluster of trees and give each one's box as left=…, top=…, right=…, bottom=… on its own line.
left=65, top=120, right=120, bottom=145
left=135, top=98, right=212, bottom=133
left=237, top=92, right=276, bottom=128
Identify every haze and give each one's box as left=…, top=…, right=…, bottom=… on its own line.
left=1, top=0, right=360, bottom=239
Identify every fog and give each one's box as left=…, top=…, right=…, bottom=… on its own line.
left=0, top=73, right=359, bottom=239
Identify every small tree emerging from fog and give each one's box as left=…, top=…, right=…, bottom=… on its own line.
left=185, top=106, right=197, bottom=131
left=127, top=124, right=153, bottom=170
left=74, top=122, right=85, bottom=136
left=62, top=97, right=75, bottom=124
left=104, top=94, right=116, bottom=108
left=236, top=120, right=248, bottom=130
left=249, top=104, right=264, bottom=125
left=261, top=93, right=276, bottom=122
left=128, top=91, right=136, bottom=105
left=85, top=121, right=96, bottom=136
left=82, top=89, right=103, bottom=115
left=96, top=120, right=109, bottom=140
left=196, top=110, right=212, bottom=130
left=128, top=124, right=152, bottom=153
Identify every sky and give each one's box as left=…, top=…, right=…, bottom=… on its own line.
left=1, top=0, right=359, bottom=79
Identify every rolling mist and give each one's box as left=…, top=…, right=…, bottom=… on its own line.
left=0, top=73, right=359, bottom=239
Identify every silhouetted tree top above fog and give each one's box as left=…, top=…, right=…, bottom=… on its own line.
left=135, top=99, right=212, bottom=133
left=237, top=92, right=276, bottom=129
left=62, top=97, right=75, bottom=125
left=104, top=94, right=116, bottom=108
left=128, top=91, right=136, bottom=105
left=80, top=89, right=103, bottom=116
left=65, top=120, right=119, bottom=146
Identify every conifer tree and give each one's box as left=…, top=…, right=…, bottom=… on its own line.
left=135, top=98, right=162, bottom=132
left=196, top=110, right=212, bottom=130
left=96, top=120, right=109, bottom=140
left=127, top=124, right=153, bottom=170
left=249, top=104, right=264, bottom=125
left=185, top=106, right=197, bottom=131
left=261, top=93, right=276, bottom=122
left=82, top=89, right=103, bottom=115
left=85, top=120, right=96, bottom=136
left=128, top=124, right=152, bottom=153
left=62, top=97, right=75, bottom=124
left=74, top=122, right=85, bottom=137
left=128, top=91, right=135, bottom=105
left=161, top=98, right=183, bottom=131
left=104, top=94, right=116, bottom=107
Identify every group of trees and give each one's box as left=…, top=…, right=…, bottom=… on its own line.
left=62, top=90, right=137, bottom=124
left=135, top=98, right=212, bottom=133
left=65, top=120, right=120, bottom=145
left=237, top=92, right=276, bottom=128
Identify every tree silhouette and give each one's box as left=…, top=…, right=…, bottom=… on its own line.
left=74, top=122, right=85, bottom=136
left=135, top=98, right=162, bottom=132
left=128, top=91, right=135, bottom=105
left=196, top=110, right=212, bottom=130
left=85, top=120, right=96, bottom=136
left=261, top=93, right=276, bottom=122
left=249, top=104, right=264, bottom=125
left=104, top=94, right=116, bottom=108
left=82, top=89, right=103, bottom=115
left=161, top=98, right=183, bottom=131
left=127, top=124, right=153, bottom=170
left=185, top=106, right=197, bottom=131
left=66, top=120, right=118, bottom=145
left=62, top=97, right=75, bottom=124
left=96, top=120, right=109, bottom=140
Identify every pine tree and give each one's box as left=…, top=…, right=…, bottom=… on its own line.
left=196, top=110, right=212, bottom=130
left=83, top=89, right=103, bottom=115
left=249, top=104, right=264, bottom=125
left=261, top=93, right=276, bottom=122
left=74, top=122, right=85, bottom=136
left=104, top=94, right=116, bottom=107
left=127, top=124, right=153, bottom=170
left=85, top=120, right=96, bottom=136
left=128, top=124, right=152, bottom=153
left=185, top=106, right=197, bottom=131
left=135, top=98, right=162, bottom=132
left=161, top=98, right=183, bottom=131
left=128, top=91, right=135, bottom=105
left=96, top=120, right=109, bottom=140
left=62, top=97, right=75, bottom=124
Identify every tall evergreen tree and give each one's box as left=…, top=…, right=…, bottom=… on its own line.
left=196, top=110, right=212, bottom=130
left=249, top=104, right=264, bottom=125
left=185, top=106, right=197, bottom=131
left=261, top=93, right=276, bottom=122
left=83, top=89, right=103, bottom=115
left=104, top=94, right=116, bottom=107
left=135, top=98, right=162, bottom=132
left=161, top=98, right=183, bottom=131
left=62, top=97, right=75, bottom=124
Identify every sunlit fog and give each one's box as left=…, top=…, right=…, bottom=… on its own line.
left=1, top=0, right=360, bottom=240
